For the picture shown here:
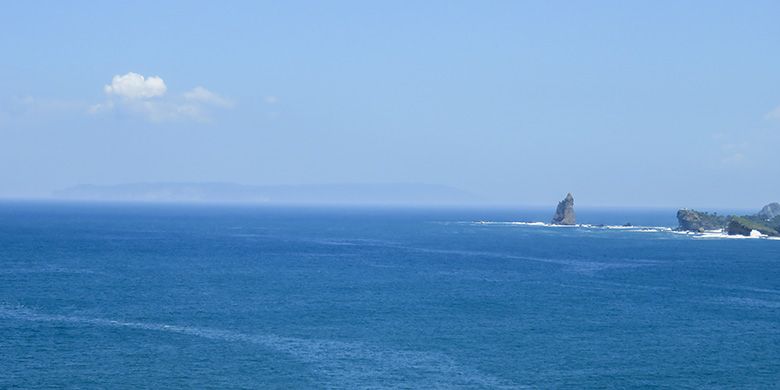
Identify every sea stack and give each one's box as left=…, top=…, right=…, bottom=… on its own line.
left=551, top=193, right=576, bottom=225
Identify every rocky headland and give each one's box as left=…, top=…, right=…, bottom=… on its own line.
left=676, top=204, right=780, bottom=237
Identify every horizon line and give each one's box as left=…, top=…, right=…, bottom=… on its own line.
left=0, top=196, right=762, bottom=212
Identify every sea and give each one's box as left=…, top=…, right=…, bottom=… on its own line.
left=1, top=202, right=778, bottom=389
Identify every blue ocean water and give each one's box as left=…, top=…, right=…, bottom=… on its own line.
left=1, top=202, right=779, bottom=389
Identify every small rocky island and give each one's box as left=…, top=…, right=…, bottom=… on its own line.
left=551, top=193, right=576, bottom=225
left=676, top=203, right=780, bottom=237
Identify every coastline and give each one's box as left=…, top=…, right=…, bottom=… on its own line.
left=475, top=220, right=780, bottom=241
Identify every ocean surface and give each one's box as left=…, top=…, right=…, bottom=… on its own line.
left=1, top=202, right=779, bottom=389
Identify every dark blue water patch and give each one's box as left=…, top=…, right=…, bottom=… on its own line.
left=0, top=202, right=778, bottom=388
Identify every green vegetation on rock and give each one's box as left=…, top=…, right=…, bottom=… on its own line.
left=727, top=216, right=779, bottom=237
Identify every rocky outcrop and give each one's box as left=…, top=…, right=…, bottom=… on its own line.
left=758, top=203, right=780, bottom=220
left=676, top=209, right=727, bottom=232
left=726, top=218, right=754, bottom=236
left=551, top=193, right=576, bottom=225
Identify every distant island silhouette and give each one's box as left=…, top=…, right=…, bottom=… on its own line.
left=53, top=182, right=481, bottom=205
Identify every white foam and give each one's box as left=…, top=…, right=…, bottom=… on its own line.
left=684, top=230, right=776, bottom=240
left=473, top=221, right=779, bottom=241
left=476, top=221, right=548, bottom=226
left=475, top=221, right=672, bottom=233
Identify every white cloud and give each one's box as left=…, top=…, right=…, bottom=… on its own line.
left=264, top=96, right=279, bottom=104
left=184, top=86, right=233, bottom=108
left=4, top=72, right=234, bottom=124
left=104, top=72, right=167, bottom=99
left=89, top=72, right=233, bottom=122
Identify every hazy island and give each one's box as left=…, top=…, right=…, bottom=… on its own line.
left=52, top=182, right=480, bottom=205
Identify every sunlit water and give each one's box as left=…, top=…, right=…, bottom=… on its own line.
left=1, top=203, right=778, bottom=388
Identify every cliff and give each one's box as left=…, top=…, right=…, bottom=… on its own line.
left=676, top=209, right=727, bottom=232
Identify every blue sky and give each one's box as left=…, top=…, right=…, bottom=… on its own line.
left=1, top=1, right=779, bottom=207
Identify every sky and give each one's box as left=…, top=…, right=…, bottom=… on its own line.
left=1, top=1, right=779, bottom=208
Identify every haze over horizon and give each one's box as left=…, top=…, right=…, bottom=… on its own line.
left=2, top=1, right=779, bottom=208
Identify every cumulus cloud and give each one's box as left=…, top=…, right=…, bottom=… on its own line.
left=90, top=72, right=232, bottom=122
left=104, top=72, right=167, bottom=99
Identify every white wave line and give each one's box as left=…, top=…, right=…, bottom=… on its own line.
left=474, top=221, right=780, bottom=241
